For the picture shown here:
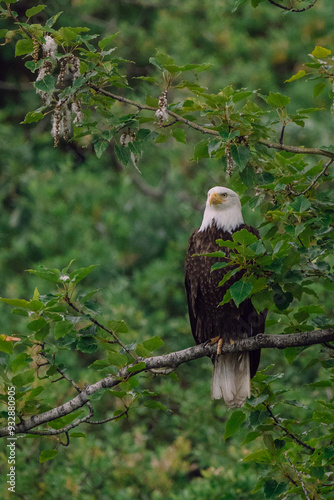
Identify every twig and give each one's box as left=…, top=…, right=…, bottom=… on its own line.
left=288, top=159, right=333, bottom=196
left=7, top=5, right=35, bottom=42
left=265, top=404, right=315, bottom=453
left=267, top=0, right=318, bottom=12
left=57, top=432, right=70, bottom=447
left=64, top=294, right=136, bottom=359
left=23, top=404, right=95, bottom=436
left=285, top=453, right=312, bottom=500
left=87, top=407, right=129, bottom=425
left=279, top=124, right=286, bottom=145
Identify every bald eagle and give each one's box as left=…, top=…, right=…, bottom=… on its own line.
left=185, top=187, right=266, bottom=408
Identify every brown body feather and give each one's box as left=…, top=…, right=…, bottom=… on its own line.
left=185, top=222, right=266, bottom=406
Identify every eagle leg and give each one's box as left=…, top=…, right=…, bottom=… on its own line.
left=208, top=336, right=224, bottom=355
left=217, top=337, right=223, bottom=356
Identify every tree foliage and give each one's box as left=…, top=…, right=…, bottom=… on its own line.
left=0, top=0, right=334, bottom=498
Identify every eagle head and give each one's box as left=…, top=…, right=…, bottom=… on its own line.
left=199, top=186, right=244, bottom=233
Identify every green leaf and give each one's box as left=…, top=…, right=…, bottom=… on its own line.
left=26, top=386, right=44, bottom=401
left=266, top=92, right=290, bottom=108
left=1, top=298, right=30, bottom=308
left=46, top=11, right=63, bottom=28
left=108, top=320, right=128, bottom=334
left=313, top=82, right=326, bottom=98
left=0, top=335, right=14, bottom=354
left=94, top=140, right=109, bottom=158
left=264, top=480, right=286, bottom=499
left=21, top=111, right=44, bottom=124
left=312, top=46, right=331, bottom=58
left=211, top=261, right=230, bottom=271
left=34, top=75, right=55, bottom=95
left=289, top=195, right=311, bottom=213
left=114, top=144, right=131, bottom=166
left=55, top=320, right=74, bottom=339
left=230, top=145, right=250, bottom=172
left=27, top=317, right=47, bottom=332
left=242, top=431, right=261, bottom=445
left=143, top=400, right=168, bottom=411
left=39, top=450, right=58, bottom=463
left=69, top=265, right=97, bottom=283
left=220, top=288, right=232, bottom=305
left=284, top=347, right=303, bottom=364
left=127, top=361, right=146, bottom=373
left=143, top=336, right=164, bottom=352
left=69, top=432, right=86, bottom=438
left=232, top=229, right=258, bottom=246
left=251, top=290, right=272, bottom=313
left=208, top=138, right=222, bottom=157
left=273, top=290, right=293, bottom=311
left=216, top=239, right=238, bottom=249
left=243, top=449, right=270, bottom=464
left=27, top=267, right=60, bottom=283
left=98, top=33, right=119, bottom=50
left=232, top=0, right=249, bottom=12
left=26, top=5, right=46, bottom=17
left=107, top=351, right=127, bottom=367
left=229, top=279, right=253, bottom=307
left=48, top=410, right=84, bottom=430
left=193, top=139, right=209, bottom=161
left=224, top=410, right=246, bottom=439
left=58, top=27, right=81, bottom=42
left=11, top=369, right=35, bottom=387
left=172, top=128, right=186, bottom=144
left=76, top=336, right=98, bottom=354
left=15, top=38, right=34, bottom=57
left=285, top=70, right=306, bottom=83
left=11, top=353, right=30, bottom=373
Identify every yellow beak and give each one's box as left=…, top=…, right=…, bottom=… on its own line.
left=209, top=192, right=225, bottom=206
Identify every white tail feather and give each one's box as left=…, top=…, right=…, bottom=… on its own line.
left=211, top=353, right=250, bottom=408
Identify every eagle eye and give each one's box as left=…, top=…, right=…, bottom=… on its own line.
left=221, top=193, right=228, bottom=198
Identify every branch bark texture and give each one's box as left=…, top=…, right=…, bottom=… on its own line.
left=1, top=328, right=333, bottom=438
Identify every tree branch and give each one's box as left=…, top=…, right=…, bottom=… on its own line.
left=88, top=84, right=334, bottom=161
left=258, top=139, right=334, bottom=160
left=1, top=328, right=333, bottom=437
left=288, top=158, right=333, bottom=196
left=267, top=0, right=318, bottom=12
left=265, top=404, right=315, bottom=453
left=285, top=453, right=312, bottom=500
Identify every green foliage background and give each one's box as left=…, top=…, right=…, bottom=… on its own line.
left=0, top=0, right=334, bottom=498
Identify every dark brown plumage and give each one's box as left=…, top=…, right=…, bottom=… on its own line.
left=185, top=187, right=266, bottom=407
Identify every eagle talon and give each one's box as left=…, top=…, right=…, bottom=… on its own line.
left=229, top=338, right=235, bottom=345
left=209, top=335, right=221, bottom=345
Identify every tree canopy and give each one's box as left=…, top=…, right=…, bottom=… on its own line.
left=0, top=0, right=334, bottom=498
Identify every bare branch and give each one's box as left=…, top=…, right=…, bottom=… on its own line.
left=1, top=328, right=334, bottom=437
left=286, top=453, right=312, bottom=500
left=264, top=404, right=315, bottom=453
left=288, top=159, right=333, bottom=196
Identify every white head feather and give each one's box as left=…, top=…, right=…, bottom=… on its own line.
left=198, top=186, right=244, bottom=233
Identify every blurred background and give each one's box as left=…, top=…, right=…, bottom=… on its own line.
left=0, top=0, right=333, bottom=498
